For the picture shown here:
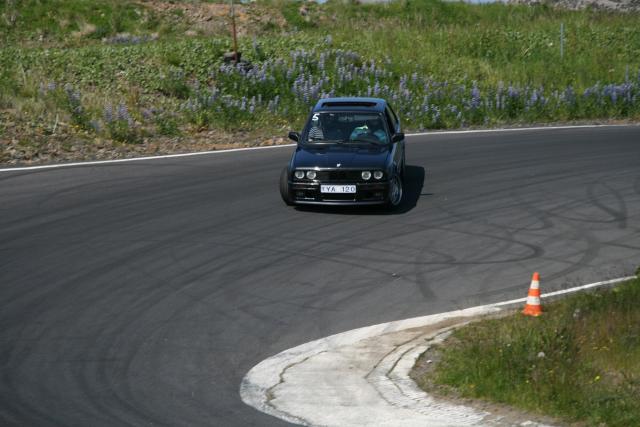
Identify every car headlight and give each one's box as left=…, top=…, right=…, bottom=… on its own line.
left=361, top=171, right=372, bottom=180
left=306, top=170, right=317, bottom=180
left=294, top=170, right=305, bottom=179
left=373, top=171, right=384, bottom=180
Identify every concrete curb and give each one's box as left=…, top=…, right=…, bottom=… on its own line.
left=239, top=276, right=635, bottom=426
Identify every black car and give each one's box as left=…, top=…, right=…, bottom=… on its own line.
left=280, top=97, right=405, bottom=208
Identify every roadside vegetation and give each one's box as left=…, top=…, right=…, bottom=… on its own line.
left=1, top=0, right=640, bottom=163
left=414, top=276, right=640, bottom=427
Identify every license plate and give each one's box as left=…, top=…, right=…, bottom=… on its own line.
left=321, top=185, right=356, bottom=194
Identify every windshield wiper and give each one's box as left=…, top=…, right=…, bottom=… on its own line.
left=349, top=138, right=385, bottom=145
left=306, top=139, right=348, bottom=144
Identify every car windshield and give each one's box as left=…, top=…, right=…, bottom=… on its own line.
left=303, top=112, right=389, bottom=145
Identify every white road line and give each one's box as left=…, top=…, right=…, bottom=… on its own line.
left=240, top=275, right=636, bottom=427
left=492, top=276, right=636, bottom=307
left=0, top=124, right=633, bottom=173
left=0, top=144, right=296, bottom=173
left=407, top=123, right=631, bottom=137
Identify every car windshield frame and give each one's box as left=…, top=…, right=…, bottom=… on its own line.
left=301, top=111, right=391, bottom=146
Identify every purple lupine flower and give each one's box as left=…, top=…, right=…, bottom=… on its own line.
left=117, top=103, right=127, bottom=120
left=495, top=81, right=504, bottom=110
left=141, top=108, right=153, bottom=121
left=608, top=85, right=618, bottom=104
left=470, top=84, right=481, bottom=109
left=39, top=81, right=56, bottom=96
left=564, top=86, right=575, bottom=105
left=117, top=103, right=133, bottom=125
left=103, top=104, right=114, bottom=124
left=373, top=81, right=380, bottom=96
left=422, top=98, right=430, bottom=114
left=303, top=84, right=311, bottom=104
left=623, top=83, right=633, bottom=103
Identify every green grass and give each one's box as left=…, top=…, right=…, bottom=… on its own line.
left=318, top=0, right=640, bottom=88
left=419, top=277, right=640, bottom=427
left=0, top=0, right=170, bottom=46
left=1, top=0, right=640, bottom=162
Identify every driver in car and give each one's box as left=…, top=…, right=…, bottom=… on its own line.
left=349, top=118, right=388, bottom=143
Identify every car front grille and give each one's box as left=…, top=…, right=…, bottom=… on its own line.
left=321, top=194, right=358, bottom=202
left=315, top=170, right=362, bottom=182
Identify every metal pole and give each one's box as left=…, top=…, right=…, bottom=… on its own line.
left=230, top=0, right=239, bottom=64
left=560, top=23, right=564, bottom=60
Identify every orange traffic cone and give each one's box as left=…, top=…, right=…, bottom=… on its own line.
left=522, top=272, right=542, bottom=316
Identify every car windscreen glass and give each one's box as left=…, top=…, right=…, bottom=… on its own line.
left=303, top=112, right=389, bottom=145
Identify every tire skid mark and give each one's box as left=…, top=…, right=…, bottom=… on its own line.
left=2, top=237, right=206, bottom=425
left=3, top=127, right=640, bottom=426
left=540, top=172, right=635, bottom=226
left=587, top=179, right=628, bottom=229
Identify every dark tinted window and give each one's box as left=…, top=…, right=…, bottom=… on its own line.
left=303, top=112, right=389, bottom=145
left=321, top=101, right=377, bottom=108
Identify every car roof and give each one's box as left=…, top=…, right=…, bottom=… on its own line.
left=312, top=97, right=387, bottom=113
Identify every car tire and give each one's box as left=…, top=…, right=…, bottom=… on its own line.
left=385, top=173, right=403, bottom=210
left=280, top=167, right=294, bottom=206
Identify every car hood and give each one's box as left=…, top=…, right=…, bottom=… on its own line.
left=293, top=143, right=390, bottom=169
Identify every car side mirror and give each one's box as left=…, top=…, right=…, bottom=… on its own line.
left=391, top=132, right=404, bottom=143
left=288, top=131, right=300, bottom=142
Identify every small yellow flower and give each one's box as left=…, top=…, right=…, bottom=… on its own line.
left=594, top=375, right=601, bottom=382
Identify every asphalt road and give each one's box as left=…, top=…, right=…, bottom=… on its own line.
left=1, top=126, right=639, bottom=426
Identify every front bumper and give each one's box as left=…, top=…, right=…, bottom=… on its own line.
left=289, top=181, right=389, bottom=205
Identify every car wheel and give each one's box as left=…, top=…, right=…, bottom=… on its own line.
left=280, top=167, right=294, bottom=206
left=386, top=173, right=403, bottom=209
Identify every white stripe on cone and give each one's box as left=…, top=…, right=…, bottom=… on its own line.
left=526, top=296, right=541, bottom=305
